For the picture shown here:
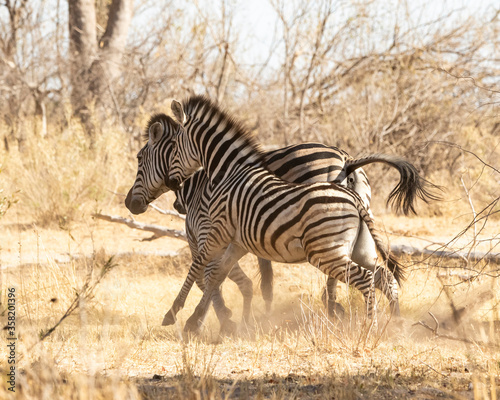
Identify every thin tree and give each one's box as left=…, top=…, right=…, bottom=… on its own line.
left=68, top=0, right=133, bottom=138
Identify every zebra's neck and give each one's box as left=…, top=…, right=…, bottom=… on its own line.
left=183, top=97, right=265, bottom=184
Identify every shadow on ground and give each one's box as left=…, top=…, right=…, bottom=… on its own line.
left=135, top=371, right=479, bottom=400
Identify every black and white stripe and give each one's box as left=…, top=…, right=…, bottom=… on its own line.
left=161, top=96, right=435, bottom=332
left=167, top=144, right=367, bottom=328
left=166, top=144, right=429, bottom=328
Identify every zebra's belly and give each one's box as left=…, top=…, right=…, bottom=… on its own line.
left=237, top=237, right=307, bottom=264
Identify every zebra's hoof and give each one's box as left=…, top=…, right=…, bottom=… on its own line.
left=219, top=319, right=237, bottom=337
left=162, top=311, right=176, bottom=326
left=184, top=314, right=202, bottom=334
left=327, top=302, right=346, bottom=319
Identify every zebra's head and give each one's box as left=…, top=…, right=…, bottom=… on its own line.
left=166, top=100, right=201, bottom=191
left=125, top=114, right=182, bottom=215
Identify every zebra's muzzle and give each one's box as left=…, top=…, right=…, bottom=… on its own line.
left=125, top=189, right=148, bottom=215
left=129, top=198, right=148, bottom=215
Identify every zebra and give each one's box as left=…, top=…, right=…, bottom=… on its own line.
left=130, top=96, right=439, bottom=333
left=167, top=147, right=435, bottom=330
left=125, top=113, right=436, bottom=332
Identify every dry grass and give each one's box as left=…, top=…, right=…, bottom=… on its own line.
left=0, top=214, right=499, bottom=399
left=1, top=121, right=134, bottom=228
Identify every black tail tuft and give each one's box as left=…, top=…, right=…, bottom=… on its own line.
left=385, top=160, right=443, bottom=216
left=386, top=253, right=406, bottom=286
left=344, top=154, right=443, bottom=216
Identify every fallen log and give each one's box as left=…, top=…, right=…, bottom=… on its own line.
left=390, top=244, right=500, bottom=263
left=92, top=213, right=187, bottom=242
left=150, top=203, right=186, bottom=220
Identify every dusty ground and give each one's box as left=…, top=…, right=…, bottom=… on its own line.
left=0, top=196, right=499, bottom=399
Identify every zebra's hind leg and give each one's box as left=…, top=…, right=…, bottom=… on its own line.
left=184, top=244, right=248, bottom=334
left=351, top=220, right=400, bottom=317
left=257, top=258, right=273, bottom=314
left=321, top=277, right=346, bottom=319
left=320, top=261, right=377, bottom=324
left=226, top=262, right=253, bottom=327
left=373, top=267, right=400, bottom=316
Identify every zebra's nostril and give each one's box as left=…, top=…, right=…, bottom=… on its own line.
left=127, top=197, right=147, bottom=215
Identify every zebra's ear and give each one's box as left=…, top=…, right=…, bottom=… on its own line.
left=171, top=100, right=186, bottom=125
left=148, top=121, right=164, bottom=146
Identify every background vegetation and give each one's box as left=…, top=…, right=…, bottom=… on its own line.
left=1, top=0, right=499, bottom=223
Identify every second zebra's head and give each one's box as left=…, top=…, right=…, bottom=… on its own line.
left=125, top=113, right=182, bottom=215
left=165, top=100, right=201, bottom=191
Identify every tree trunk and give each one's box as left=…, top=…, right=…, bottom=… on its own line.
left=89, top=0, right=133, bottom=102
left=68, top=0, right=132, bottom=139
left=68, top=0, right=97, bottom=136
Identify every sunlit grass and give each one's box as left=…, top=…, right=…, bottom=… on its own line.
left=0, top=231, right=498, bottom=399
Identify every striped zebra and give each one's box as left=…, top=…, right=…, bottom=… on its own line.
left=167, top=146, right=434, bottom=330
left=128, top=96, right=438, bottom=333
left=125, top=113, right=436, bottom=332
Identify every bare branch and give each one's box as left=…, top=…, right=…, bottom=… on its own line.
left=92, top=213, right=187, bottom=241
left=149, top=203, right=186, bottom=220
left=414, top=312, right=500, bottom=350
left=429, top=141, right=500, bottom=175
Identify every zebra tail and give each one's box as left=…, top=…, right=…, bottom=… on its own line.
left=373, top=235, right=406, bottom=286
left=343, top=154, right=442, bottom=216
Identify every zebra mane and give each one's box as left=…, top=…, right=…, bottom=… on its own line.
left=181, top=95, right=267, bottom=165
left=142, top=113, right=178, bottom=143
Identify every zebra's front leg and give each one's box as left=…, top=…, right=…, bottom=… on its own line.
left=184, top=244, right=248, bottom=334
left=210, top=287, right=237, bottom=335
left=321, top=277, right=346, bottom=319
left=162, top=272, right=198, bottom=325
left=209, top=260, right=253, bottom=335
left=162, top=240, right=204, bottom=326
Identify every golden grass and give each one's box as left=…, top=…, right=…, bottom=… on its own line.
left=0, top=218, right=499, bottom=399
left=1, top=121, right=134, bottom=228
